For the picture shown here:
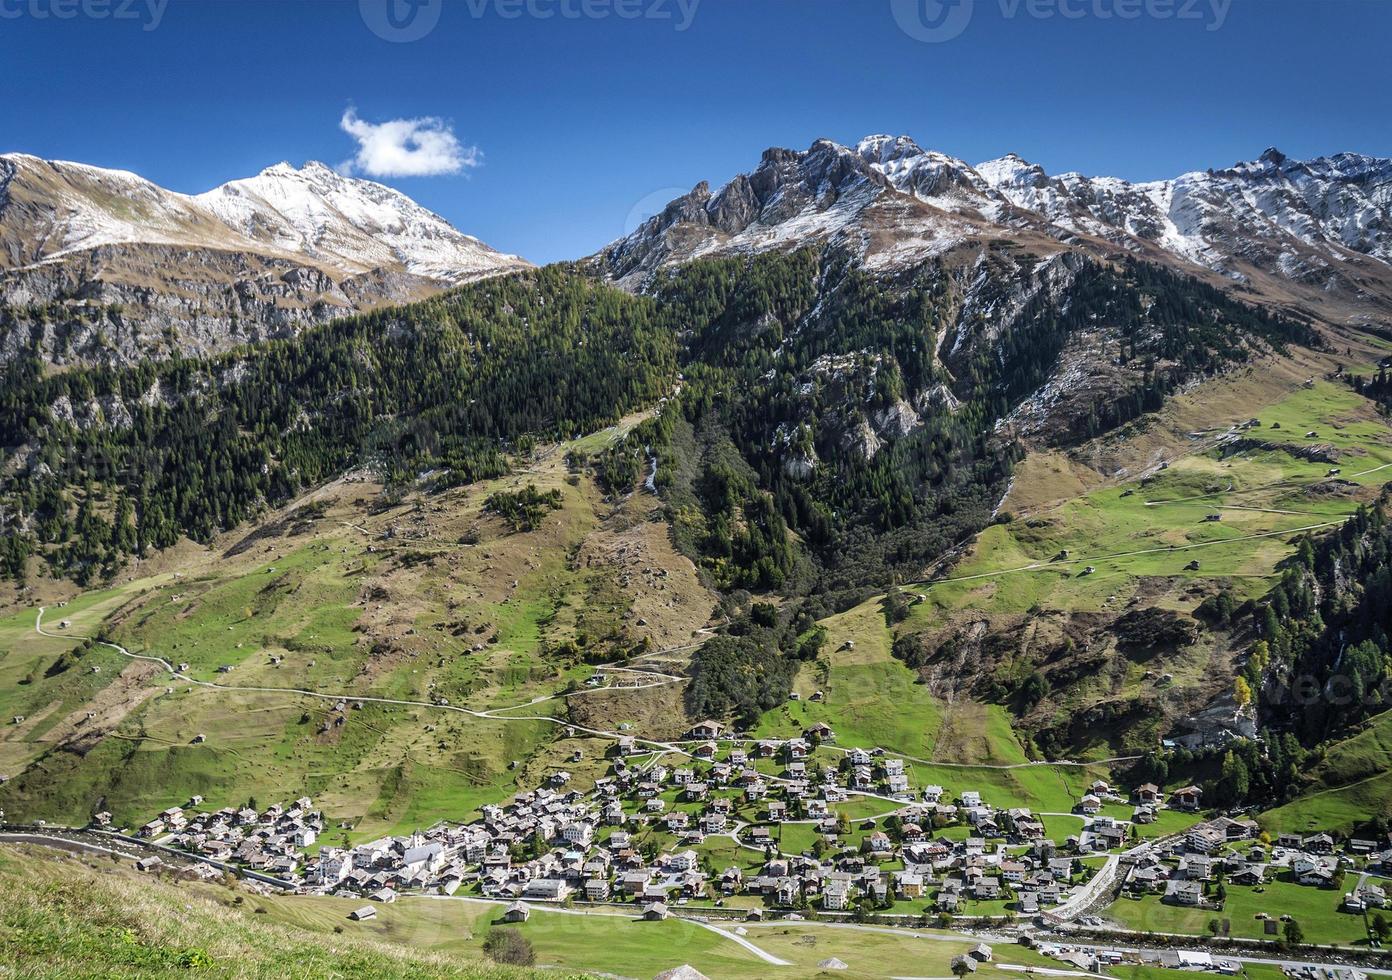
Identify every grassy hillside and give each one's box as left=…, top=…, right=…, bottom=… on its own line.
left=877, top=371, right=1392, bottom=758
left=0, top=422, right=716, bottom=835
left=0, top=845, right=552, bottom=979
left=1260, top=709, right=1392, bottom=833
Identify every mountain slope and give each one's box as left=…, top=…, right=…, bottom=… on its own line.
left=596, top=135, right=1392, bottom=330
left=0, top=846, right=545, bottom=979
left=0, top=154, right=528, bottom=365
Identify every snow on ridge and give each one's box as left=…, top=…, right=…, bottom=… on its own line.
left=603, top=135, right=1392, bottom=282
left=0, top=152, right=526, bottom=280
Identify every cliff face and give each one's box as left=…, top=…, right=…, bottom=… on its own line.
left=0, top=242, right=457, bottom=365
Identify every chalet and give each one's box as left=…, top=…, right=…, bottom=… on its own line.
left=1230, top=863, right=1267, bottom=886
left=803, top=723, right=836, bottom=742
left=1127, top=864, right=1168, bottom=892
left=720, top=866, right=744, bottom=895
left=1304, top=833, right=1336, bottom=854
left=687, top=721, right=723, bottom=740
left=1211, top=816, right=1258, bottom=841
left=642, top=901, right=670, bottom=921
left=501, top=901, right=531, bottom=922
left=1135, top=783, right=1160, bottom=804
left=1171, top=786, right=1203, bottom=811
left=348, top=906, right=377, bottom=921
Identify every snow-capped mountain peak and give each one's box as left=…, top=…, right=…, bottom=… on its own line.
left=596, top=134, right=1392, bottom=326
left=0, top=152, right=526, bottom=282
left=0, top=152, right=530, bottom=365
left=195, top=159, right=516, bottom=281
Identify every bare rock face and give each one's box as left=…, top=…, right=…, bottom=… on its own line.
left=0, top=153, right=530, bottom=366
left=595, top=134, right=1392, bottom=323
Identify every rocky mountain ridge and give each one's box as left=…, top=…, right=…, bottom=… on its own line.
left=597, top=135, right=1392, bottom=329
left=0, top=153, right=529, bottom=365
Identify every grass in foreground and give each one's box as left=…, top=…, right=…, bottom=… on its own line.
left=0, top=846, right=556, bottom=979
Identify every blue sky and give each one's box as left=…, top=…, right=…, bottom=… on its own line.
left=1, top=0, right=1388, bottom=263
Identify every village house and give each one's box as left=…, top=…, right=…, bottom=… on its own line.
left=1164, top=880, right=1204, bottom=906
left=1171, top=785, right=1203, bottom=811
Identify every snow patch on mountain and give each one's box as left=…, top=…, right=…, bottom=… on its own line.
left=0, top=153, right=527, bottom=282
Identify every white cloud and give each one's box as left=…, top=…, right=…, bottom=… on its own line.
left=338, top=107, right=480, bottom=178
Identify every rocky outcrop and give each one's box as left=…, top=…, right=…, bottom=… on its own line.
left=0, top=242, right=448, bottom=365
left=596, top=135, right=1392, bottom=326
